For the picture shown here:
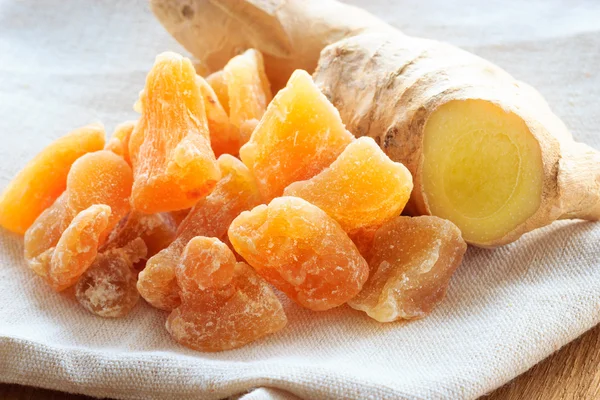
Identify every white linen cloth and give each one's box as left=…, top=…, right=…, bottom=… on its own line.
left=1, top=1, right=599, bottom=399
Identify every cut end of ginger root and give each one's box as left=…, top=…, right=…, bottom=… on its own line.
left=422, top=99, right=544, bottom=245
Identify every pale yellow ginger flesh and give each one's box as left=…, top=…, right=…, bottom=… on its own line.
left=422, top=100, right=544, bottom=244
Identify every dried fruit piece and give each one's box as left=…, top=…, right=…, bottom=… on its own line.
left=206, top=70, right=229, bottom=114
left=24, top=150, right=133, bottom=278
left=284, top=137, right=413, bottom=233
left=76, top=238, right=147, bottom=318
left=0, top=124, right=105, bottom=234
left=166, top=237, right=287, bottom=352
left=169, top=209, right=190, bottom=227
left=129, top=52, right=220, bottom=213
left=102, top=211, right=176, bottom=266
left=224, top=49, right=271, bottom=145
left=348, top=216, right=467, bottom=322
left=66, top=151, right=132, bottom=238
left=240, top=70, right=354, bottom=201
left=105, top=121, right=135, bottom=165
left=138, top=154, right=262, bottom=310
left=228, top=196, right=369, bottom=311
left=197, top=76, right=239, bottom=157
left=32, top=205, right=111, bottom=292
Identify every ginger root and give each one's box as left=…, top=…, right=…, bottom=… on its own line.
left=151, top=0, right=600, bottom=247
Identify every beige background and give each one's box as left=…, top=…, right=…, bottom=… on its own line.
left=0, top=1, right=599, bottom=399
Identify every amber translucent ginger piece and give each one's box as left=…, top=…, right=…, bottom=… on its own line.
left=206, top=70, right=229, bottom=114
left=240, top=70, right=354, bottom=201
left=228, top=196, right=369, bottom=311
left=76, top=238, right=147, bottom=318
left=284, top=137, right=413, bottom=233
left=0, top=124, right=105, bottom=234
left=166, top=237, right=287, bottom=352
left=348, top=216, right=467, bottom=322
left=129, top=52, right=220, bottom=213
left=137, top=154, right=262, bottom=310
left=224, top=49, right=271, bottom=145
left=29, top=205, right=111, bottom=292
left=105, top=121, right=135, bottom=165
left=169, top=209, right=190, bottom=227
left=24, top=150, right=133, bottom=274
left=196, top=76, right=239, bottom=157
left=102, top=211, right=176, bottom=265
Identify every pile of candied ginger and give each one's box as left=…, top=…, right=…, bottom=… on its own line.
left=0, top=50, right=466, bottom=352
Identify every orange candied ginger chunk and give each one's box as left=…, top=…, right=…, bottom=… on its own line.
left=240, top=70, right=354, bottom=201
left=0, top=124, right=105, bottom=234
left=24, top=150, right=132, bottom=290
left=105, top=120, right=136, bottom=165
left=228, top=196, right=369, bottom=311
left=138, top=154, right=262, bottom=311
left=101, top=211, right=176, bottom=268
left=223, top=49, right=272, bottom=145
left=284, top=137, right=413, bottom=233
left=348, top=216, right=467, bottom=322
left=129, top=52, right=220, bottom=213
left=196, top=76, right=239, bottom=157
left=43, top=205, right=111, bottom=291
left=166, top=236, right=286, bottom=352
left=206, top=70, right=229, bottom=114
left=76, top=238, right=147, bottom=318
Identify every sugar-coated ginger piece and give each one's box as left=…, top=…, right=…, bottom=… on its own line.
left=129, top=52, right=220, bottom=213
left=196, top=76, right=239, bottom=157
left=137, top=154, right=262, bottom=310
left=228, top=196, right=369, bottom=311
left=102, top=211, right=176, bottom=266
left=66, top=150, right=132, bottom=240
left=24, top=151, right=133, bottom=275
left=166, top=237, right=287, bottom=352
left=348, top=216, right=467, bottom=322
left=239, top=70, right=354, bottom=201
left=76, top=238, right=147, bottom=318
left=206, top=70, right=229, bottom=114
left=169, top=209, right=190, bottom=227
left=105, top=121, right=135, bottom=165
left=0, top=124, right=105, bottom=234
left=223, top=49, right=271, bottom=145
left=284, top=137, right=413, bottom=233
left=32, top=205, right=111, bottom=292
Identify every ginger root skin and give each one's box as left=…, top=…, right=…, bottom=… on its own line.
left=151, top=0, right=600, bottom=247
left=149, top=0, right=396, bottom=90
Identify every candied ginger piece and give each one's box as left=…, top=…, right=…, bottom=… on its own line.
left=239, top=70, right=354, bottom=201
left=129, top=52, right=220, bottom=213
left=206, top=70, right=229, bottom=114
left=102, top=211, right=176, bottom=266
left=169, top=209, right=190, bottom=227
left=105, top=121, right=135, bottom=165
left=76, top=238, right=147, bottom=318
left=0, top=124, right=105, bottom=234
left=223, top=49, right=271, bottom=145
left=284, top=137, right=413, bottom=233
left=137, top=154, right=262, bottom=310
left=34, top=205, right=111, bottom=292
left=228, top=196, right=368, bottom=311
left=196, top=76, right=239, bottom=157
left=24, top=151, right=132, bottom=277
left=166, top=237, right=286, bottom=352
left=348, top=216, right=467, bottom=322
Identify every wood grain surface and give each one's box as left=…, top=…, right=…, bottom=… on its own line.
left=1, top=323, right=599, bottom=400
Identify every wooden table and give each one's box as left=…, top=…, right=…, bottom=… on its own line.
left=2, top=324, right=599, bottom=400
